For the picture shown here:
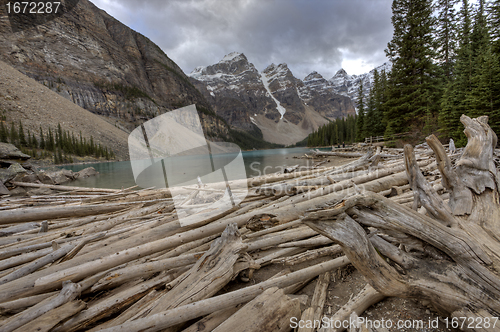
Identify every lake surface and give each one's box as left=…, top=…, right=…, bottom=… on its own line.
left=62, top=147, right=327, bottom=189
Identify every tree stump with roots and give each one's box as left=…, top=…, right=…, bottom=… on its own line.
left=303, top=115, right=500, bottom=331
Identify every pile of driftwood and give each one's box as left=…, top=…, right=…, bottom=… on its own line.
left=0, top=114, right=498, bottom=332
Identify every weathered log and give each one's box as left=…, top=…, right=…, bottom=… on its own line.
left=56, top=232, right=106, bottom=265
left=0, top=202, right=130, bottom=224
left=154, top=234, right=219, bottom=260
left=273, top=244, right=342, bottom=266
left=313, top=150, right=364, bottom=158
left=10, top=181, right=118, bottom=193
left=304, top=195, right=500, bottom=313
left=254, top=247, right=305, bottom=266
left=38, top=220, right=48, bottom=233
left=278, top=234, right=333, bottom=248
left=212, top=287, right=301, bottom=332
left=91, top=252, right=200, bottom=292
left=81, top=203, right=169, bottom=235
left=52, top=269, right=185, bottom=332
left=404, top=144, right=457, bottom=227
left=0, top=292, right=57, bottom=315
left=87, top=290, right=161, bottom=331
left=136, top=223, right=247, bottom=318
left=284, top=165, right=300, bottom=173
left=303, top=115, right=500, bottom=324
left=96, top=256, right=350, bottom=332
left=0, top=246, right=54, bottom=272
left=168, top=165, right=337, bottom=196
left=298, top=272, right=331, bottom=332
left=0, top=222, right=40, bottom=236
left=244, top=226, right=317, bottom=251
left=12, top=300, right=86, bottom=332
left=318, top=284, right=385, bottom=332
left=181, top=306, right=241, bottom=332
left=0, top=281, right=81, bottom=332
left=0, top=240, right=79, bottom=285
left=0, top=155, right=427, bottom=304
left=245, top=213, right=281, bottom=231
left=244, top=219, right=302, bottom=239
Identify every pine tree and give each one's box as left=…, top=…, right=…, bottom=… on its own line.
left=436, top=0, right=459, bottom=79
left=47, top=128, right=55, bottom=151
left=39, top=127, right=45, bottom=150
left=385, top=0, right=441, bottom=136
left=468, top=1, right=500, bottom=134
left=58, top=148, right=63, bottom=164
left=31, top=133, right=38, bottom=149
left=18, top=121, right=27, bottom=147
left=90, top=136, right=94, bottom=154
left=9, top=122, right=18, bottom=145
left=440, top=0, right=474, bottom=145
left=364, top=82, right=376, bottom=138
left=374, top=70, right=388, bottom=136
left=0, top=122, right=7, bottom=143
left=57, top=123, right=63, bottom=149
left=363, top=69, right=388, bottom=138
left=355, top=81, right=366, bottom=142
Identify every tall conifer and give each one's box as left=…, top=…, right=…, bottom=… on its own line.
left=355, top=81, right=366, bottom=142
left=385, top=0, right=441, bottom=136
left=436, top=0, right=459, bottom=79
left=440, top=0, right=473, bottom=145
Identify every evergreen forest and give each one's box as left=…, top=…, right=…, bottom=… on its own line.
left=308, top=0, right=500, bottom=148
left=0, top=118, right=116, bottom=164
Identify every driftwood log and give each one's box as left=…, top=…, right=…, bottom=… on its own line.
left=2, top=114, right=497, bottom=332
left=212, top=287, right=300, bottom=332
left=304, top=115, right=500, bottom=331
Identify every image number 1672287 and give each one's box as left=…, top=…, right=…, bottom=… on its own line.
left=4, top=0, right=80, bottom=32
left=6, top=2, right=61, bottom=14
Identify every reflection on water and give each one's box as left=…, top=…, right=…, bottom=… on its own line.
left=62, top=147, right=327, bottom=189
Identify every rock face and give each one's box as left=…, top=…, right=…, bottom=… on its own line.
left=301, top=71, right=356, bottom=121
left=328, top=62, right=393, bottom=107
left=0, top=143, right=31, bottom=161
left=0, top=0, right=228, bottom=140
left=190, top=53, right=268, bottom=132
left=190, top=53, right=355, bottom=145
left=0, top=165, right=99, bottom=196
left=0, top=60, right=132, bottom=160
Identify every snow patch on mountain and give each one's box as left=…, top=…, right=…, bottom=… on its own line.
left=262, top=63, right=291, bottom=92
left=260, top=71, right=286, bottom=119
left=220, top=52, right=244, bottom=62
left=328, top=62, right=392, bottom=106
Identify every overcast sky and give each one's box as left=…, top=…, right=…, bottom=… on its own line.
left=90, top=0, right=394, bottom=80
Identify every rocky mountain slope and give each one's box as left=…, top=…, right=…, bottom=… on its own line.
left=0, top=60, right=130, bottom=159
left=328, top=62, right=392, bottom=106
left=0, top=0, right=228, bottom=143
left=190, top=53, right=355, bottom=145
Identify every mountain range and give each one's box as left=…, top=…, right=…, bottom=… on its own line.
left=329, top=62, right=392, bottom=106
left=189, top=52, right=356, bottom=145
left=0, top=0, right=389, bottom=149
left=0, top=0, right=229, bottom=155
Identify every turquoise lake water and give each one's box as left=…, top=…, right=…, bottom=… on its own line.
left=61, top=147, right=329, bottom=189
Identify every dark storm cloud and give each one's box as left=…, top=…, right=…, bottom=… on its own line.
left=91, top=0, right=393, bottom=78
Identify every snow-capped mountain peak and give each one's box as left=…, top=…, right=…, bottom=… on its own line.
left=333, top=68, right=350, bottom=78
left=188, top=52, right=356, bottom=145
left=188, top=52, right=257, bottom=81
left=328, top=62, right=393, bottom=107
left=303, top=71, right=324, bottom=81
left=219, top=52, right=246, bottom=63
